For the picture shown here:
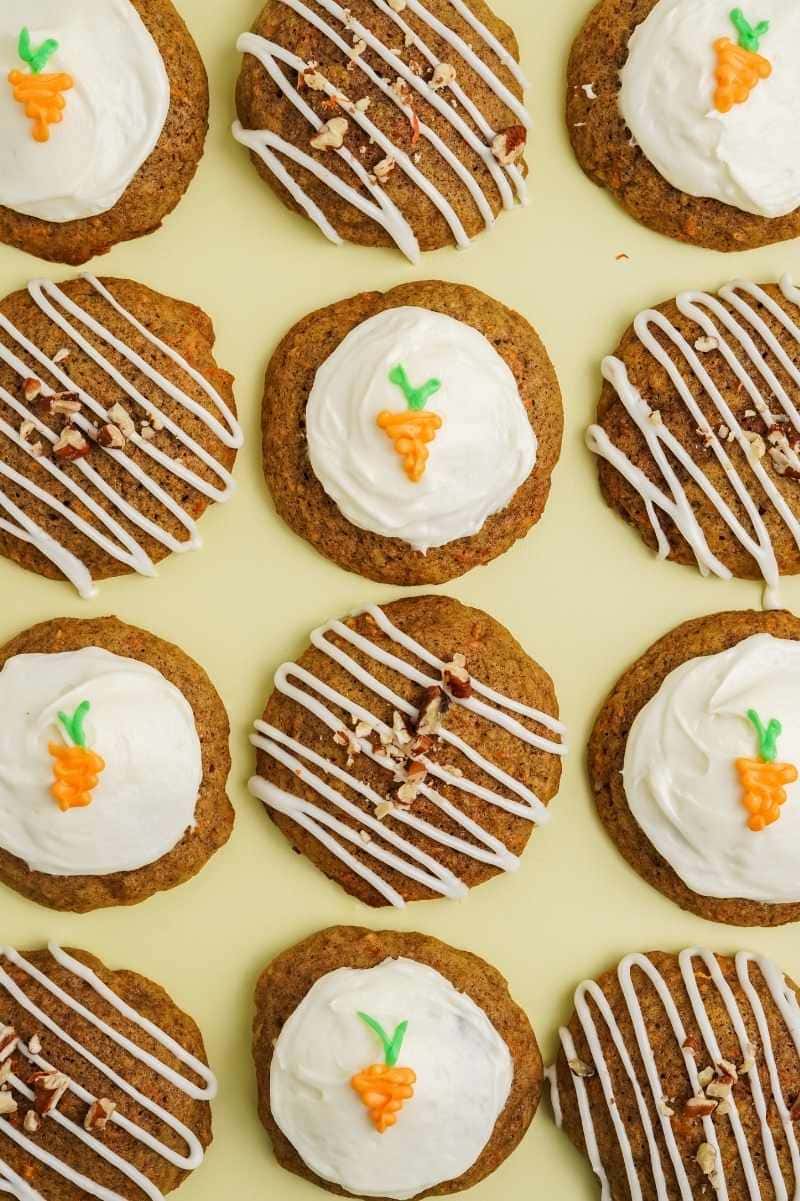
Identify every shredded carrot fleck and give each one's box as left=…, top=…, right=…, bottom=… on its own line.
left=8, top=69, right=73, bottom=142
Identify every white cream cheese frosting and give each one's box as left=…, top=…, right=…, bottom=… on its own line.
left=0, top=647, right=202, bottom=877
left=0, top=0, right=170, bottom=223
left=619, top=0, right=800, bottom=218
left=270, top=958, right=514, bottom=1200
left=305, top=307, right=537, bottom=552
left=624, top=633, right=800, bottom=903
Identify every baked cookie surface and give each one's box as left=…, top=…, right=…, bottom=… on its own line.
left=589, top=608, right=800, bottom=926
left=0, top=0, right=209, bottom=265
left=253, top=925, right=542, bottom=1200
left=0, top=615, right=233, bottom=912
left=249, top=594, right=565, bottom=907
left=0, top=943, right=215, bottom=1200
left=0, top=274, right=242, bottom=597
left=263, top=280, right=562, bottom=585
left=234, top=0, right=531, bottom=259
left=549, top=947, right=800, bottom=1201
left=567, top=0, right=800, bottom=250
left=586, top=274, right=800, bottom=608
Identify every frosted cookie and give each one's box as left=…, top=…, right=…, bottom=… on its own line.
left=0, top=942, right=215, bottom=1199
left=233, top=0, right=531, bottom=260
left=249, top=594, right=566, bottom=908
left=0, top=615, right=233, bottom=913
left=263, top=281, right=562, bottom=585
left=0, top=274, right=242, bottom=598
left=586, top=273, right=800, bottom=610
left=0, top=1, right=208, bottom=265
left=567, top=0, right=800, bottom=251
left=548, top=947, right=800, bottom=1200
left=254, top=925, right=541, bottom=1199
left=589, top=608, right=800, bottom=926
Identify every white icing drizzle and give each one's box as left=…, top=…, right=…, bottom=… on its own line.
left=249, top=603, right=566, bottom=907
left=547, top=948, right=800, bottom=1201
left=233, top=0, right=530, bottom=261
left=0, top=275, right=243, bottom=599
left=0, top=943, right=216, bottom=1201
left=587, top=274, right=800, bottom=611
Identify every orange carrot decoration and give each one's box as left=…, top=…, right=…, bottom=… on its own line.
left=735, top=708, right=797, bottom=832
left=351, top=1012, right=416, bottom=1134
left=377, top=364, right=443, bottom=483
left=713, top=9, right=771, bottom=114
left=8, top=27, right=73, bottom=143
left=48, top=701, right=105, bottom=813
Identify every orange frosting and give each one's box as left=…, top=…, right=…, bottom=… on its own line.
left=48, top=743, right=105, bottom=812
left=351, top=1063, right=417, bottom=1133
left=8, top=69, right=73, bottom=142
left=735, top=757, right=798, bottom=832
left=376, top=409, right=443, bottom=483
left=713, top=37, right=771, bottom=113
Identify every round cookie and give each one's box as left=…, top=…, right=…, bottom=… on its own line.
left=548, top=947, right=800, bottom=1201
left=567, top=0, right=800, bottom=251
left=0, top=614, right=233, bottom=912
left=0, top=0, right=208, bottom=265
left=249, top=593, right=565, bottom=907
left=0, top=942, right=215, bottom=1199
left=253, top=925, right=542, bottom=1200
left=0, top=274, right=242, bottom=598
left=589, top=608, right=800, bottom=927
left=233, top=0, right=531, bottom=260
left=263, top=281, right=562, bottom=586
left=586, top=273, right=800, bottom=609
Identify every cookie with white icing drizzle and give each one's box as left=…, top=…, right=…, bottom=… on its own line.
left=548, top=946, right=800, bottom=1201
left=254, top=925, right=542, bottom=1199
left=568, top=0, right=800, bottom=250
left=0, top=0, right=209, bottom=266
left=0, top=615, right=233, bottom=913
left=587, top=273, right=800, bottom=610
left=589, top=607, right=800, bottom=927
left=234, top=0, right=531, bottom=258
left=249, top=594, right=565, bottom=908
left=0, top=942, right=216, bottom=1201
left=263, top=280, right=562, bottom=585
left=0, top=275, right=242, bottom=598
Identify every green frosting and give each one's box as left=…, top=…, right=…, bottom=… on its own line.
left=730, top=8, right=770, bottom=53
left=18, top=27, right=60, bottom=74
left=357, top=1012, right=409, bottom=1067
left=389, top=364, right=442, bottom=412
left=58, top=701, right=91, bottom=749
left=746, top=708, right=782, bottom=763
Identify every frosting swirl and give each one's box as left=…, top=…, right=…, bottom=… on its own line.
left=270, top=958, right=513, bottom=1199
left=306, top=307, right=537, bottom=552
left=619, top=0, right=800, bottom=218
left=0, top=0, right=170, bottom=222
left=624, top=633, right=800, bottom=903
left=0, top=647, right=202, bottom=876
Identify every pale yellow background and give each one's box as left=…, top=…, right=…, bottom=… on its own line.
left=2, top=1, right=800, bottom=1198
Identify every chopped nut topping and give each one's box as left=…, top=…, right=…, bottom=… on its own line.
left=349, top=37, right=366, bottom=62
left=392, top=76, right=412, bottom=104
left=716, top=1099, right=732, bottom=1117
left=375, top=801, right=394, bottom=820
left=151, top=415, right=165, bottom=432
left=682, top=1036, right=700, bottom=1056
left=716, top=1059, right=738, bottom=1086
left=491, top=125, right=526, bottom=165
left=442, top=653, right=472, bottom=699
left=743, top=431, right=766, bottom=460
left=696, top=1142, right=717, bottom=1177
left=107, top=403, right=136, bottom=439
left=84, top=1098, right=116, bottom=1133
left=96, top=423, right=126, bottom=450
left=694, top=336, right=718, bottom=353
left=0, top=1064, right=10, bottom=1088
left=373, top=155, right=396, bottom=183
left=387, top=0, right=407, bottom=9
left=23, top=377, right=43, bottom=403
left=333, top=728, right=361, bottom=764
left=23, top=1109, right=40, bottom=1133
left=697, top=1067, right=715, bottom=1089
left=741, top=1045, right=756, bottom=1075
left=0, top=1026, right=18, bottom=1062
left=30, top=1070, right=69, bottom=1116
left=301, top=63, right=327, bottom=91
left=310, top=117, right=348, bottom=150
left=415, top=685, right=450, bottom=737
left=683, top=1094, right=718, bottom=1119
left=27, top=1035, right=41, bottom=1056
left=430, top=62, right=456, bottom=91
left=657, top=1098, right=675, bottom=1117
left=568, top=1057, right=596, bottom=1079
left=18, top=421, right=43, bottom=456
left=354, top=720, right=373, bottom=740
left=392, top=710, right=412, bottom=746
left=139, top=423, right=156, bottom=441
left=52, top=348, right=71, bottom=365
left=53, top=428, right=90, bottom=462
left=0, top=1092, right=18, bottom=1117
left=355, top=96, right=371, bottom=111
left=581, top=82, right=597, bottom=99
left=50, top=395, right=81, bottom=417
left=648, top=409, right=663, bottom=426
left=706, top=1078, right=732, bottom=1101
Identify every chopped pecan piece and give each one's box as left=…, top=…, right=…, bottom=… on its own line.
left=568, top=1057, right=595, bottom=1079
left=0, top=1026, right=17, bottom=1062
left=23, top=1109, right=40, bottom=1133
left=96, top=423, right=126, bottom=450
left=683, top=1094, right=718, bottom=1119
left=442, top=653, right=472, bottom=699
left=53, top=428, right=90, bottom=462
left=0, top=1092, right=17, bottom=1117
left=310, top=117, right=348, bottom=150
left=415, top=685, right=450, bottom=737
left=492, top=125, right=526, bottom=165
left=30, top=1070, right=69, bottom=1115
left=84, top=1098, right=116, bottom=1133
